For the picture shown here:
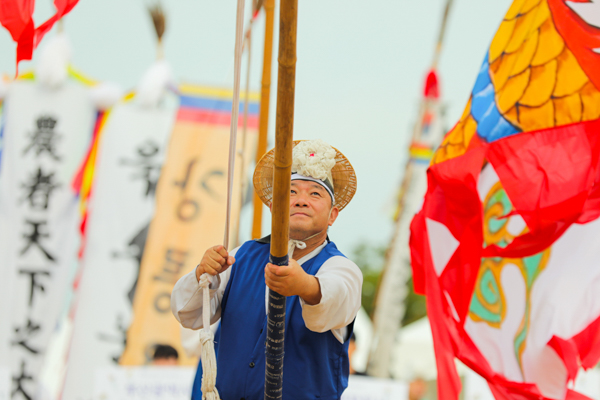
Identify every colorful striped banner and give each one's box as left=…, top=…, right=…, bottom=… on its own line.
left=177, top=84, right=259, bottom=129
left=409, top=142, right=434, bottom=164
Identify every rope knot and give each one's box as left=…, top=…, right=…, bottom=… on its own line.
left=199, top=273, right=211, bottom=289
left=288, top=239, right=306, bottom=258
left=294, top=240, right=307, bottom=250
left=199, top=329, right=214, bottom=345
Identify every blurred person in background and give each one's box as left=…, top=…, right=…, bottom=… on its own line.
left=151, top=344, right=179, bottom=366
left=348, top=334, right=366, bottom=376
left=408, top=377, right=428, bottom=400
left=348, top=335, right=357, bottom=375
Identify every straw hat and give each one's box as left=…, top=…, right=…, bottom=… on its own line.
left=253, top=140, right=357, bottom=211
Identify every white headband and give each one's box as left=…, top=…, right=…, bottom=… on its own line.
left=291, top=173, right=335, bottom=203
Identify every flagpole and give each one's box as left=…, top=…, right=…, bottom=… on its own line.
left=235, top=24, right=253, bottom=248
left=265, top=0, right=297, bottom=398
left=251, top=0, right=275, bottom=239
left=367, top=0, right=454, bottom=378
left=432, top=0, right=454, bottom=69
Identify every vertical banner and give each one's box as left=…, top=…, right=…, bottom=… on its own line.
left=61, top=102, right=176, bottom=400
left=120, top=85, right=258, bottom=366
left=0, top=80, right=95, bottom=400
left=369, top=70, right=444, bottom=376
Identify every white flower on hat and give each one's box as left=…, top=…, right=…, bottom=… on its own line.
left=292, top=139, right=336, bottom=183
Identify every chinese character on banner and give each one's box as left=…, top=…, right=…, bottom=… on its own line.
left=20, top=167, right=60, bottom=210
left=11, top=361, right=34, bottom=400
left=0, top=79, right=95, bottom=397
left=20, top=219, right=56, bottom=262
left=23, top=116, right=61, bottom=160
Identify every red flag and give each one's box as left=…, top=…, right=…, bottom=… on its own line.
left=424, top=69, right=440, bottom=99
left=411, top=1, right=600, bottom=399
left=0, top=0, right=35, bottom=67
left=0, top=0, right=79, bottom=70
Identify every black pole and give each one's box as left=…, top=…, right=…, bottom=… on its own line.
left=265, top=255, right=287, bottom=399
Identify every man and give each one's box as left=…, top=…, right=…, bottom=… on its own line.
left=171, top=139, right=362, bottom=400
left=151, top=344, right=179, bottom=366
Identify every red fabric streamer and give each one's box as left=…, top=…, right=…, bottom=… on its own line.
left=424, top=69, right=440, bottom=99
left=411, top=120, right=600, bottom=399
left=0, top=0, right=79, bottom=71
left=409, top=2, right=600, bottom=398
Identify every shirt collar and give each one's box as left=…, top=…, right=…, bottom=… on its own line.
left=295, top=240, right=328, bottom=264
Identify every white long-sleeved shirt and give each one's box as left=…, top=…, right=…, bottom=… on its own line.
left=171, top=240, right=363, bottom=343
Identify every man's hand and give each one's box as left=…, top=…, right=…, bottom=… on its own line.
left=196, top=245, right=235, bottom=281
left=264, top=259, right=322, bottom=305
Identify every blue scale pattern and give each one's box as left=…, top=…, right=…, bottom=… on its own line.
left=470, top=53, right=520, bottom=142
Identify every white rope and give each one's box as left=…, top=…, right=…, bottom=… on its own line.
left=287, top=226, right=331, bottom=258
left=288, top=239, right=306, bottom=259
left=198, top=275, right=220, bottom=400
left=199, top=1, right=246, bottom=399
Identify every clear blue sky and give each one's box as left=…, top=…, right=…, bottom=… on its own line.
left=0, top=0, right=513, bottom=256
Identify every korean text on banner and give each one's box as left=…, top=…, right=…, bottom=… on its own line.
left=62, top=102, right=176, bottom=400
left=120, top=85, right=258, bottom=365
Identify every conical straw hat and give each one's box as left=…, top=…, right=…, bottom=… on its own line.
left=253, top=140, right=357, bottom=211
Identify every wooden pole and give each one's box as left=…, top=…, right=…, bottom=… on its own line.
left=432, top=0, right=454, bottom=69
left=265, top=0, right=297, bottom=399
left=251, top=0, right=275, bottom=239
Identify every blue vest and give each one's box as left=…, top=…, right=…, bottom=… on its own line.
left=191, top=238, right=354, bottom=400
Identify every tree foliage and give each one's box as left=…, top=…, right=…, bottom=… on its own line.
left=351, top=242, right=426, bottom=326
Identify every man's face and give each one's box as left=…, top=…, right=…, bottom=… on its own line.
left=288, top=180, right=339, bottom=240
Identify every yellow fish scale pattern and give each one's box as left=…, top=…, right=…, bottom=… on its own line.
left=433, top=0, right=600, bottom=166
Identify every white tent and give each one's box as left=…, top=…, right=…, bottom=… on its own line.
left=390, top=317, right=443, bottom=381
left=351, top=307, right=374, bottom=374
left=389, top=317, right=600, bottom=399
left=354, top=313, right=439, bottom=380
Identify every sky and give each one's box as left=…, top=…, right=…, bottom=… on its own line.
left=0, top=0, right=514, bottom=257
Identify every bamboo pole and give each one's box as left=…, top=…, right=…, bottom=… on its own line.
left=432, top=0, right=454, bottom=69
left=251, top=0, right=275, bottom=239
left=265, top=0, right=297, bottom=398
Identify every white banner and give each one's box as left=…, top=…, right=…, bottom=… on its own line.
left=0, top=80, right=95, bottom=400
left=62, top=102, right=175, bottom=400
left=0, top=367, right=9, bottom=400
left=342, top=375, right=407, bottom=400
left=91, top=369, right=407, bottom=400
left=92, top=367, right=195, bottom=400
